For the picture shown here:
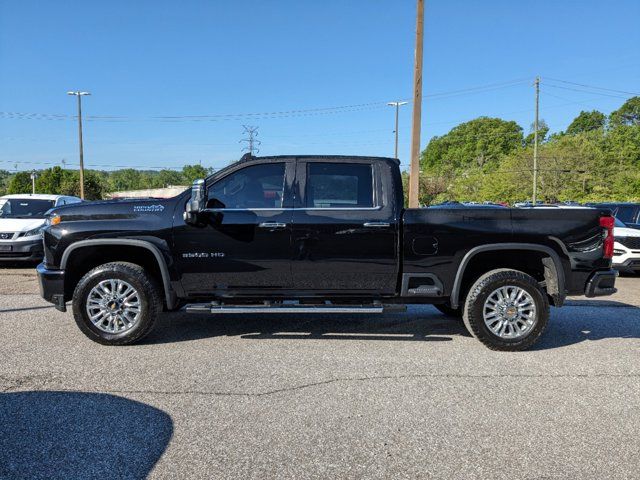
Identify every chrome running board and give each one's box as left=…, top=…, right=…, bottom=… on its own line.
left=184, top=303, right=406, bottom=314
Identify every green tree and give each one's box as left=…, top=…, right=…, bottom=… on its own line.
left=605, top=124, right=640, bottom=165
left=182, top=164, right=211, bottom=184
left=7, top=172, right=33, bottom=194
left=108, top=168, right=144, bottom=192
left=60, top=170, right=105, bottom=200
left=0, top=170, right=10, bottom=196
left=35, top=166, right=65, bottom=194
left=152, top=169, right=185, bottom=188
left=524, top=119, right=550, bottom=146
left=566, top=110, right=606, bottom=135
left=421, top=117, right=524, bottom=174
left=609, top=97, right=640, bottom=127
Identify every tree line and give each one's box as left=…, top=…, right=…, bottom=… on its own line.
left=0, top=164, right=212, bottom=200
left=410, top=96, right=640, bottom=205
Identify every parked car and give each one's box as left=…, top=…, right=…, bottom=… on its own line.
left=586, top=202, right=640, bottom=229
left=428, top=202, right=506, bottom=209
left=37, top=154, right=617, bottom=351
left=0, top=194, right=82, bottom=262
left=513, top=201, right=546, bottom=208
left=613, top=217, right=640, bottom=273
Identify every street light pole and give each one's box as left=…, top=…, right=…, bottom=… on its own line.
left=387, top=101, right=408, bottom=159
left=30, top=170, right=37, bottom=194
left=67, top=91, right=91, bottom=199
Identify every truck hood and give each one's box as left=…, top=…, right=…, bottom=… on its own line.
left=0, top=217, right=46, bottom=233
left=50, top=198, right=178, bottom=222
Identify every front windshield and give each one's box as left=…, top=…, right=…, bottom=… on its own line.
left=0, top=198, right=56, bottom=219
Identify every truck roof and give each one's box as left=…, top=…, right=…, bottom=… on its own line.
left=239, top=153, right=400, bottom=165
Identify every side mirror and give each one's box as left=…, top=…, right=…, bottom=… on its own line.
left=184, top=179, right=206, bottom=224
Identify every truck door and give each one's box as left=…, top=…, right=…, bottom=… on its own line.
left=291, top=159, right=399, bottom=294
left=174, top=160, right=295, bottom=295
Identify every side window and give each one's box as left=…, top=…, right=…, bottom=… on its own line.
left=615, top=206, right=635, bottom=223
left=306, top=162, right=373, bottom=208
left=209, top=163, right=285, bottom=209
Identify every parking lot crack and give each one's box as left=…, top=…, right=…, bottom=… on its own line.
left=6, top=372, right=638, bottom=397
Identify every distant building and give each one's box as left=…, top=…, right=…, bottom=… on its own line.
left=106, top=186, right=188, bottom=199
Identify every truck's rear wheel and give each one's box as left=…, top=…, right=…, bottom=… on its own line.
left=462, top=269, right=549, bottom=351
left=72, top=262, right=161, bottom=345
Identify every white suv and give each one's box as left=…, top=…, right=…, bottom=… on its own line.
left=613, top=217, right=640, bottom=273
left=0, top=194, right=82, bottom=262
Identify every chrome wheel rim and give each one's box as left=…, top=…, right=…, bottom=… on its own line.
left=86, top=279, right=142, bottom=334
left=483, top=286, right=537, bottom=339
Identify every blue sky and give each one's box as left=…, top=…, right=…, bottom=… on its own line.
left=1, top=0, right=639, bottom=173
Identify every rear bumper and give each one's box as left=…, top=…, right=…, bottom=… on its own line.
left=0, top=239, right=44, bottom=262
left=584, top=269, right=618, bottom=297
left=36, top=263, right=67, bottom=312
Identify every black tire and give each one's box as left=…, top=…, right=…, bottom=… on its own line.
left=462, top=268, right=549, bottom=351
left=72, top=262, right=162, bottom=345
left=434, top=303, right=462, bottom=319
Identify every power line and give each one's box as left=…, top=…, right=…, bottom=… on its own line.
left=543, top=77, right=640, bottom=96
left=543, top=83, right=629, bottom=99
left=540, top=90, right=613, bottom=111
left=0, top=77, right=535, bottom=124
left=0, top=159, right=189, bottom=171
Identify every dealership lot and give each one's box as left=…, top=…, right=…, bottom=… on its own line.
left=1, top=267, right=639, bottom=479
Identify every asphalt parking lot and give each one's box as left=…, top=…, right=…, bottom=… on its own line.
left=1, top=266, right=639, bottom=479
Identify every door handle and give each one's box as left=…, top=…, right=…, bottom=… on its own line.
left=258, top=222, right=288, bottom=229
left=363, top=222, right=391, bottom=228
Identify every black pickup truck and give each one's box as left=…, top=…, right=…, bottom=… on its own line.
left=37, top=154, right=617, bottom=351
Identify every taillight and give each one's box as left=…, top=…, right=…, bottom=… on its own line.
left=600, top=216, right=615, bottom=259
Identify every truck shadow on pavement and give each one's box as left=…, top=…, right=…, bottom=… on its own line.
left=144, top=308, right=471, bottom=345
left=0, top=391, right=173, bottom=480
left=143, top=302, right=640, bottom=350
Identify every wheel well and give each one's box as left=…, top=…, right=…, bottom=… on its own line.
left=63, top=245, right=164, bottom=302
left=457, top=250, right=550, bottom=305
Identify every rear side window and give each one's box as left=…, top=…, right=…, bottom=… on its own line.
left=306, top=162, right=373, bottom=208
left=615, top=206, right=636, bottom=223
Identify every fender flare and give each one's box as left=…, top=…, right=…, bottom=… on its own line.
left=449, top=243, right=566, bottom=309
left=61, top=239, right=177, bottom=309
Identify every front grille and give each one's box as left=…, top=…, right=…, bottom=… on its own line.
left=618, top=237, right=640, bottom=250
left=0, top=232, right=14, bottom=240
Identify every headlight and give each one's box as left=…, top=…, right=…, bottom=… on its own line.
left=48, top=214, right=62, bottom=226
left=20, top=226, right=45, bottom=238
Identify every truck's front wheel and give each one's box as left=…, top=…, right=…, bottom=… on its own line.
left=462, top=269, right=549, bottom=351
left=72, top=262, right=161, bottom=345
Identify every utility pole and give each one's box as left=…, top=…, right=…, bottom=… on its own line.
left=387, top=101, right=408, bottom=159
left=532, top=76, right=540, bottom=205
left=408, top=0, right=424, bottom=207
left=30, top=170, right=37, bottom=194
left=67, top=91, right=91, bottom=199
left=240, top=125, right=261, bottom=156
